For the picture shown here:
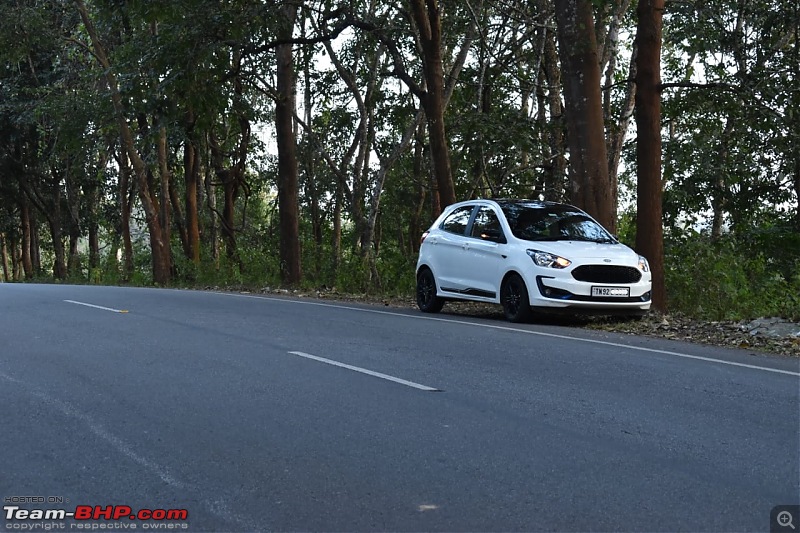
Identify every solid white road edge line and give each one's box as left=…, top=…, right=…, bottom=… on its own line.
left=288, top=351, right=441, bottom=391
left=0, top=370, right=181, bottom=487
left=0, top=370, right=265, bottom=532
left=219, top=293, right=799, bottom=378
left=64, top=299, right=129, bottom=313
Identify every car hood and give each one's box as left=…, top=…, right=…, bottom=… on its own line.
left=525, top=241, right=640, bottom=264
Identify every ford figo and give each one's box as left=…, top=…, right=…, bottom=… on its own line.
left=416, top=199, right=652, bottom=322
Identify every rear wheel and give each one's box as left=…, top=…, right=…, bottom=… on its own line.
left=416, top=268, right=444, bottom=313
left=501, top=274, right=533, bottom=323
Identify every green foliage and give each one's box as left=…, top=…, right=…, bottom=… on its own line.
left=1, top=0, right=796, bottom=330
left=328, top=247, right=416, bottom=296
left=372, top=247, right=417, bottom=296
left=664, top=230, right=800, bottom=321
left=614, top=208, right=638, bottom=246
left=659, top=0, right=799, bottom=231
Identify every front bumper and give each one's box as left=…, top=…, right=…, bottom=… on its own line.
left=531, top=274, right=652, bottom=310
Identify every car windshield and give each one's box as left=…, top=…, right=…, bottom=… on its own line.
left=499, top=203, right=615, bottom=243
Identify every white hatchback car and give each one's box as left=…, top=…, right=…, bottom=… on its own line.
left=416, top=199, right=652, bottom=322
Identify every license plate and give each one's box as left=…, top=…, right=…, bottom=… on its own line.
left=592, top=286, right=630, bottom=298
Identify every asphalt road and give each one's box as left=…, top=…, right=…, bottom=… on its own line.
left=1, top=283, right=798, bottom=532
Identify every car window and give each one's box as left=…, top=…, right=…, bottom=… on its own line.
left=501, top=204, right=613, bottom=242
left=440, top=206, right=474, bottom=235
left=470, top=206, right=504, bottom=240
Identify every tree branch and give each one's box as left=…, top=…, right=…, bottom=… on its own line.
left=659, top=81, right=738, bottom=90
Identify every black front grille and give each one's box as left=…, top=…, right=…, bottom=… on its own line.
left=571, top=265, right=642, bottom=284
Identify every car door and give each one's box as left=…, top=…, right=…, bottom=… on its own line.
left=432, top=204, right=476, bottom=293
left=460, top=205, right=507, bottom=299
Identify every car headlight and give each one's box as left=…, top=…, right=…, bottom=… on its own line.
left=638, top=255, right=650, bottom=272
left=527, top=249, right=571, bottom=269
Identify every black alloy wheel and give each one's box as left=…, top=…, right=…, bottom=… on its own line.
left=416, top=268, right=445, bottom=313
left=501, top=273, right=533, bottom=323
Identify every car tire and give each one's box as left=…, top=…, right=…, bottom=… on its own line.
left=416, top=268, right=445, bottom=313
left=501, top=273, right=533, bottom=323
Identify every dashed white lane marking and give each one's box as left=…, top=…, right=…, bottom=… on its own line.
left=220, top=293, right=800, bottom=378
left=64, top=300, right=128, bottom=313
left=288, top=351, right=441, bottom=391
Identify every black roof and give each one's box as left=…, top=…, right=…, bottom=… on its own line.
left=490, top=199, right=579, bottom=210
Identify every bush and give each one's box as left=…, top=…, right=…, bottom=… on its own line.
left=329, top=249, right=406, bottom=295
left=664, top=231, right=800, bottom=321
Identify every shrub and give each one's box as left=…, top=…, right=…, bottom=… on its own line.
left=664, top=231, right=800, bottom=321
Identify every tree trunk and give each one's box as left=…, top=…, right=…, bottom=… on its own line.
left=1, top=234, right=9, bottom=282
left=308, top=173, right=322, bottom=278
left=795, top=156, right=800, bottom=230
left=205, top=164, right=219, bottom=266
left=554, top=0, right=614, bottom=230
left=48, top=216, right=67, bottom=280
left=48, top=172, right=68, bottom=280
left=157, top=125, right=173, bottom=275
left=65, top=165, right=82, bottom=278
left=220, top=170, right=239, bottom=264
left=68, top=231, right=80, bottom=277
left=410, top=125, right=427, bottom=254
left=304, top=151, right=323, bottom=279
left=22, top=168, right=68, bottom=280
left=31, top=214, right=41, bottom=275
left=75, top=0, right=171, bottom=285
left=66, top=198, right=80, bottom=277
left=207, top=76, right=250, bottom=272
left=409, top=0, right=456, bottom=212
left=711, top=118, right=735, bottom=239
left=276, top=3, right=302, bottom=285
left=332, top=184, right=342, bottom=281
left=89, top=223, right=99, bottom=274
left=608, top=43, right=637, bottom=201
left=87, top=177, right=100, bottom=274
left=544, top=27, right=567, bottom=202
left=184, top=111, right=201, bottom=265
left=169, top=178, right=188, bottom=259
left=117, top=148, right=135, bottom=280
left=357, top=62, right=380, bottom=259
left=794, top=0, right=800, bottom=230
left=20, top=197, right=33, bottom=279
left=634, top=0, right=666, bottom=311
left=603, top=0, right=634, bottom=221
left=302, top=22, right=322, bottom=279
left=11, top=234, right=21, bottom=281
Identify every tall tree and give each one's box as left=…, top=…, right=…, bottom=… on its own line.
left=553, top=0, right=614, bottom=230
left=408, top=0, right=456, bottom=211
left=74, top=0, right=172, bottom=284
left=634, top=0, right=666, bottom=311
left=276, top=2, right=302, bottom=285
left=659, top=0, right=798, bottom=233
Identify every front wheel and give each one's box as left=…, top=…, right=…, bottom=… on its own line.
left=416, top=268, right=445, bottom=313
left=501, top=274, right=533, bottom=323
